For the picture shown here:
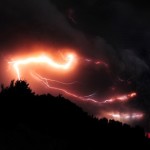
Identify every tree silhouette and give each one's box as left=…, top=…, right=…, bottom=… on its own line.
left=0, top=80, right=34, bottom=97
left=0, top=80, right=149, bottom=150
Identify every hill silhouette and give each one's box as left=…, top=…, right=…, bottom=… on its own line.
left=0, top=80, right=149, bottom=149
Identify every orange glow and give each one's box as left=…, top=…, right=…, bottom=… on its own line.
left=108, top=112, right=144, bottom=121
left=31, top=72, right=86, bottom=101
left=31, top=72, right=137, bottom=105
left=32, top=72, right=143, bottom=123
left=31, top=72, right=78, bottom=85
left=8, top=48, right=142, bottom=124
left=130, top=92, right=137, bottom=97
left=9, top=53, right=75, bottom=80
left=104, top=92, right=137, bottom=103
left=8, top=50, right=137, bottom=106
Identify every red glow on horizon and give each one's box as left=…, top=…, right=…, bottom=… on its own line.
left=107, top=112, right=144, bottom=121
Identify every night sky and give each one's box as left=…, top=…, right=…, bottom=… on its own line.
left=0, top=0, right=150, bottom=131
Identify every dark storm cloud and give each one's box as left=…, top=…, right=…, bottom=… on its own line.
left=50, top=0, right=150, bottom=79
left=49, top=0, right=150, bottom=130
left=0, top=0, right=90, bottom=48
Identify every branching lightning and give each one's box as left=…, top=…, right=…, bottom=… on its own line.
left=84, top=92, right=97, bottom=98
left=31, top=72, right=78, bottom=85
left=9, top=53, right=75, bottom=80
left=31, top=72, right=137, bottom=104
left=104, top=92, right=137, bottom=103
left=9, top=51, right=143, bottom=122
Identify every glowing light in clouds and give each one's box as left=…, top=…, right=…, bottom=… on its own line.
left=9, top=53, right=75, bottom=80
left=9, top=50, right=137, bottom=104
left=104, top=92, right=137, bottom=103
left=108, top=112, right=144, bottom=121
left=31, top=72, right=137, bottom=104
left=9, top=52, right=136, bottom=104
left=8, top=50, right=143, bottom=122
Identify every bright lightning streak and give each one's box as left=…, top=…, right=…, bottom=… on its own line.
left=104, top=92, right=137, bottom=103
left=9, top=53, right=75, bottom=80
left=84, top=92, right=97, bottom=98
left=32, top=72, right=137, bottom=105
left=95, top=61, right=109, bottom=67
left=32, top=72, right=86, bottom=101
left=85, top=58, right=109, bottom=67
left=9, top=52, right=137, bottom=105
left=9, top=52, right=99, bottom=103
left=31, top=72, right=143, bottom=122
left=8, top=51, right=142, bottom=123
left=31, top=72, right=78, bottom=85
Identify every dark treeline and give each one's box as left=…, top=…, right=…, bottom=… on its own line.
left=0, top=80, right=149, bottom=149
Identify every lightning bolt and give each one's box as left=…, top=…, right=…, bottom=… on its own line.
left=84, top=92, right=97, bottom=98
left=31, top=72, right=78, bottom=85
left=9, top=53, right=75, bottom=80
left=9, top=52, right=137, bottom=104
left=31, top=72, right=137, bottom=105
left=8, top=51, right=143, bottom=122
left=104, top=93, right=137, bottom=103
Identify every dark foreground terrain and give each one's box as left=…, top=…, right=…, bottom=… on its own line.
left=0, top=80, right=149, bottom=149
